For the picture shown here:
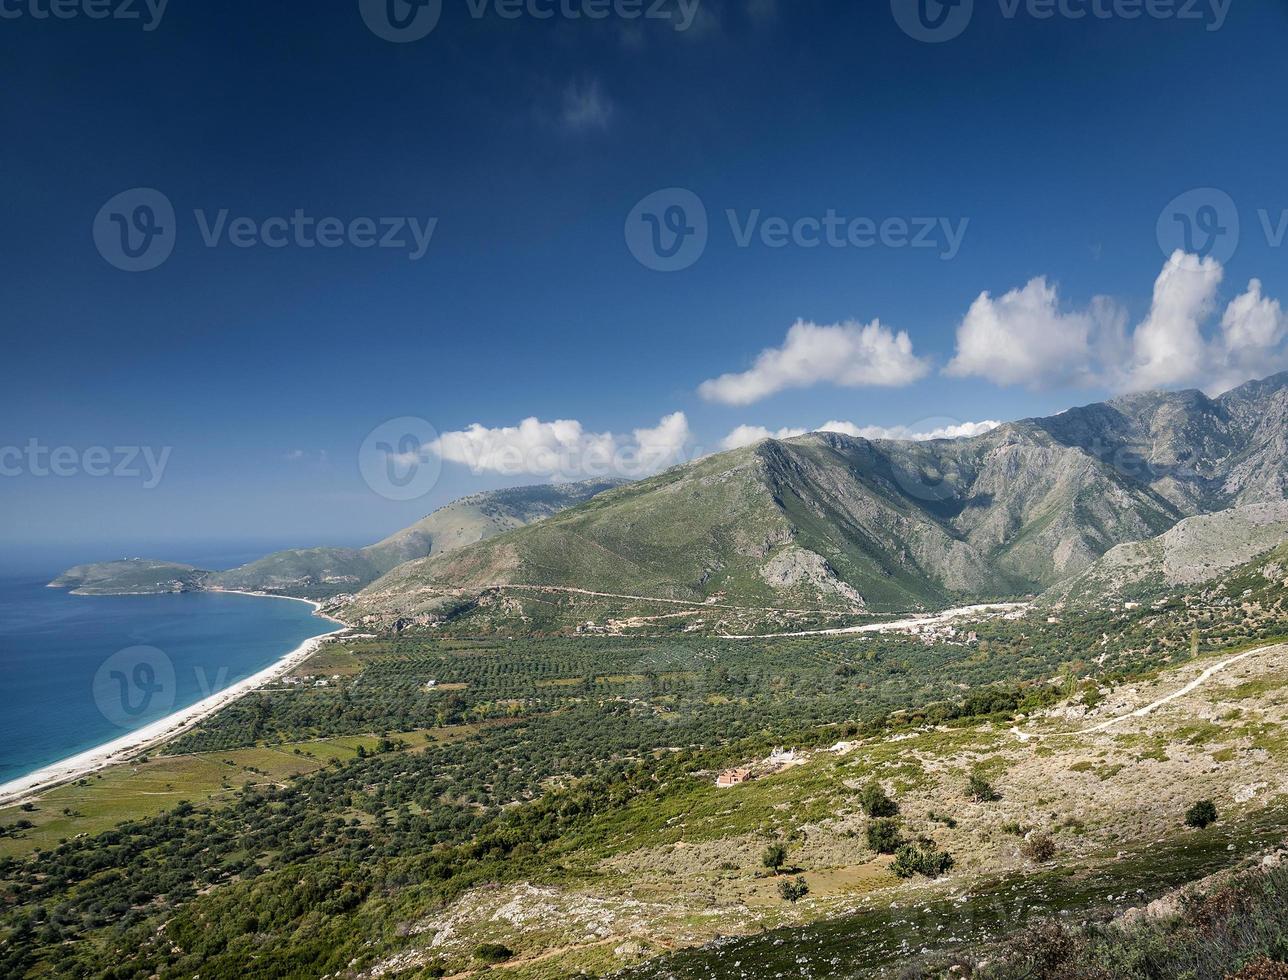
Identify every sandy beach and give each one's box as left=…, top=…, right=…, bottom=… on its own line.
left=0, top=595, right=346, bottom=808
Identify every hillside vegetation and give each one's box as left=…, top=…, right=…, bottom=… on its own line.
left=345, top=374, right=1288, bottom=628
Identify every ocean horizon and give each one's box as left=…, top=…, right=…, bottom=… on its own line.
left=0, top=562, right=337, bottom=786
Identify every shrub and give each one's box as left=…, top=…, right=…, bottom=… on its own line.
left=474, top=943, right=514, bottom=964
left=892, top=843, right=955, bottom=879
left=859, top=783, right=899, bottom=818
left=778, top=876, right=809, bottom=903
left=867, top=818, right=904, bottom=855
left=1020, top=831, right=1057, bottom=863
left=1185, top=799, right=1219, bottom=829
left=967, top=773, right=1001, bottom=802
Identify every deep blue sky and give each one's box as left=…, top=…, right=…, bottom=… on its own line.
left=3, top=0, right=1287, bottom=561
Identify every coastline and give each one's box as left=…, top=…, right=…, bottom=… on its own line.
left=0, top=595, right=347, bottom=808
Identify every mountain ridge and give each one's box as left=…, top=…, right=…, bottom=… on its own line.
left=342, top=373, right=1288, bottom=629
left=50, top=480, right=623, bottom=599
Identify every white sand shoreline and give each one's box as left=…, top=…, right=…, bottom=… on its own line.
left=0, top=593, right=347, bottom=808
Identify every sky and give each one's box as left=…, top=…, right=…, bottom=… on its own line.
left=3, top=0, right=1288, bottom=561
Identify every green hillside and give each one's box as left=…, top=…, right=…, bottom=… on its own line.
left=49, top=559, right=209, bottom=595
left=344, top=374, right=1288, bottom=629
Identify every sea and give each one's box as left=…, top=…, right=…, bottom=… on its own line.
left=0, top=543, right=340, bottom=786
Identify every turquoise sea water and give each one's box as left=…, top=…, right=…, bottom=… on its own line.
left=0, top=571, right=336, bottom=785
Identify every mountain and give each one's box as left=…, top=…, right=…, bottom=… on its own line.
left=1042, top=500, right=1288, bottom=604
left=50, top=481, right=623, bottom=599
left=343, top=373, right=1288, bottom=628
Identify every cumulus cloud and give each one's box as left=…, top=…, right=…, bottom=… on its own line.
left=946, top=251, right=1288, bottom=395
left=698, top=319, right=930, bottom=406
left=945, top=278, right=1126, bottom=389
left=1121, top=251, right=1222, bottom=391
left=430, top=412, right=690, bottom=480
left=1209, top=279, right=1288, bottom=394
left=720, top=419, right=1001, bottom=451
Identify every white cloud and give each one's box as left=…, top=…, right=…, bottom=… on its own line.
left=1209, top=278, right=1288, bottom=394
left=1120, top=251, right=1222, bottom=391
left=720, top=424, right=808, bottom=450
left=821, top=420, right=1003, bottom=441
left=430, top=412, right=690, bottom=480
left=632, top=411, right=694, bottom=467
left=945, top=278, right=1125, bottom=389
left=720, top=419, right=1001, bottom=451
left=699, top=319, right=930, bottom=406
left=560, top=79, right=614, bottom=132
left=946, top=251, right=1288, bottom=395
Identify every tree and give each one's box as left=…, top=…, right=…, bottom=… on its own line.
left=859, top=783, right=899, bottom=818
left=778, top=876, right=809, bottom=903
left=866, top=818, right=904, bottom=855
left=967, top=772, right=1000, bottom=802
left=1185, top=800, right=1218, bottom=829
left=762, top=841, right=788, bottom=875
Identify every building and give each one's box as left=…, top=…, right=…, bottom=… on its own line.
left=716, top=768, right=751, bottom=788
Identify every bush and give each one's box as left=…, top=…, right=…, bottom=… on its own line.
left=859, top=783, right=899, bottom=818
left=474, top=943, right=514, bottom=964
left=967, top=773, right=1001, bottom=802
left=1020, top=831, right=1057, bottom=863
left=1185, top=800, right=1219, bottom=829
left=867, top=818, right=904, bottom=855
left=892, top=843, right=955, bottom=879
left=778, top=876, right=809, bottom=903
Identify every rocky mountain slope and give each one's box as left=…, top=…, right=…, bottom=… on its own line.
left=1044, top=500, right=1288, bottom=604
left=344, top=373, right=1288, bottom=626
left=51, top=480, right=622, bottom=599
